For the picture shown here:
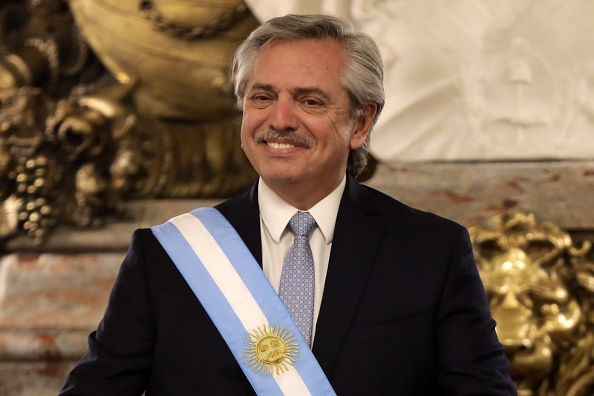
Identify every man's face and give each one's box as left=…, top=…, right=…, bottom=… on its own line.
left=240, top=39, right=371, bottom=200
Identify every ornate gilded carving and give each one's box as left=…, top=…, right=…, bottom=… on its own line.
left=0, top=86, right=118, bottom=241
left=138, top=0, right=250, bottom=40
left=469, top=209, right=594, bottom=396
left=0, top=83, right=256, bottom=242
left=68, top=0, right=259, bottom=120
left=0, top=0, right=258, bottom=243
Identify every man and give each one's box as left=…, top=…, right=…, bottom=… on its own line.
left=60, top=14, right=516, bottom=395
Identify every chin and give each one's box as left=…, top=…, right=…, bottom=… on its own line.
left=261, top=172, right=303, bottom=186
left=263, top=175, right=299, bottom=185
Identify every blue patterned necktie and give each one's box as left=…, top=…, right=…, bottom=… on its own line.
left=278, top=211, right=317, bottom=347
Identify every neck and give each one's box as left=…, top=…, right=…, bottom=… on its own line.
left=262, top=177, right=344, bottom=211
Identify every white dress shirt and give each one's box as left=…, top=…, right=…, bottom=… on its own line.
left=258, top=176, right=346, bottom=344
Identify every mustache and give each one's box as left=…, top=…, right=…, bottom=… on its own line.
left=254, top=129, right=313, bottom=148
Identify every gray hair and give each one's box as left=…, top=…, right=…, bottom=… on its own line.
left=231, top=14, right=385, bottom=177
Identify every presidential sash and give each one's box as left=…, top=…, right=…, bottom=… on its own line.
left=151, top=207, right=336, bottom=396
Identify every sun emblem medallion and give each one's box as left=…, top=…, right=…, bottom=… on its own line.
left=244, top=324, right=299, bottom=375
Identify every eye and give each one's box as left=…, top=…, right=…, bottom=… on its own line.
left=251, top=94, right=271, bottom=102
left=248, top=93, right=273, bottom=108
left=300, top=97, right=327, bottom=115
left=304, top=98, right=322, bottom=106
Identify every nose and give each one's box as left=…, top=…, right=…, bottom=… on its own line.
left=269, top=96, right=298, bottom=132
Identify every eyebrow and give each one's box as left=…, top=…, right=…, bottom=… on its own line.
left=247, top=83, right=274, bottom=94
left=247, top=84, right=332, bottom=102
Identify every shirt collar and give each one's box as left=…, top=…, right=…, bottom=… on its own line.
left=258, top=176, right=346, bottom=245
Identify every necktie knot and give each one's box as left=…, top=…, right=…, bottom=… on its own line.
left=289, top=211, right=317, bottom=237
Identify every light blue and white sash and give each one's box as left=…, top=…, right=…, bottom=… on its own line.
left=151, top=207, right=336, bottom=396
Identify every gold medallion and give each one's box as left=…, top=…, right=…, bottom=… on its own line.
left=244, top=324, right=299, bottom=375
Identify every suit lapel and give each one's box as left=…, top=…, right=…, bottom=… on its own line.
left=312, top=176, right=385, bottom=378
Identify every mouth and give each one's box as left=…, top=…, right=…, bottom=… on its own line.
left=255, top=130, right=313, bottom=150
left=266, top=142, right=295, bottom=149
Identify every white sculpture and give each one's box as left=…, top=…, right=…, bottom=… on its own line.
left=245, top=0, right=594, bottom=162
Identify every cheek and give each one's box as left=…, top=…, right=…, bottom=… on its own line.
left=239, top=123, right=255, bottom=151
left=323, top=113, right=352, bottom=140
left=239, top=123, right=248, bottom=146
left=332, top=122, right=358, bottom=149
left=240, top=112, right=257, bottom=138
left=242, top=109, right=270, bottom=136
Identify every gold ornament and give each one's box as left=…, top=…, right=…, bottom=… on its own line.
left=470, top=208, right=594, bottom=396
left=244, top=325, right=299, bottom=376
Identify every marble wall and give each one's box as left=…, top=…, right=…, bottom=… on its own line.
left=0, top=200, right=220, bottom=395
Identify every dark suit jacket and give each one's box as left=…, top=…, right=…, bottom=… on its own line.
left=60, top=176, right=516, bottom=395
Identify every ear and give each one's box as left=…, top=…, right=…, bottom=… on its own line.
left=349, top=102, right=377, bottom=149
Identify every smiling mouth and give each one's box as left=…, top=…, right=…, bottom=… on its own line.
left=266, top=142, right=295, bottom=149
left=255, top=130, right=313, bottom=149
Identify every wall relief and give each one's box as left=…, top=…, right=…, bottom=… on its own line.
left=246, top=0, right=594, bottom=161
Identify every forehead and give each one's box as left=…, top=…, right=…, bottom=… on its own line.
left=248, top=39, right=347, bottom=93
